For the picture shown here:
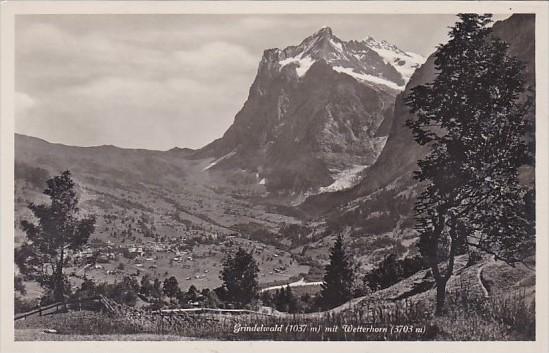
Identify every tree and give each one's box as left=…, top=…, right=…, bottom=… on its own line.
left=202, top=289, right=221, bottom=308
left=162, top=276, right=179, bottom=299
left=274, top=285, right=300, bottom=313
left=185, top=285, right=200, bottom=302
left=364, top=255, right=428, bottom=292
left=106, top=277, right=139, bottom=306
left=14, top=275, right=27, bottom=296
left=16, top=170, right=96, bottom=302
left=405, top=14, right=534, bottom=315
left=152, top=278, right=162, bottom=299
left=220, top=247, right=259, bottom=306
left=140, top=275, right=153, bottom=297
left=320, top=234, right=355, bottom=309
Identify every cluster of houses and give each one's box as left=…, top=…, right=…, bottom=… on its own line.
left=67, top=225, right=300, bottom=288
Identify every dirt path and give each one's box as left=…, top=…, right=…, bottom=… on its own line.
left=477, top=257, right=496, bottom=298
left=267, top=294, right=370, bottom=319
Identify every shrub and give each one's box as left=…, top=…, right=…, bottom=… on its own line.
left=14, top=296, right=39, bottom=314
left=364, top=255, right=428, bottom=291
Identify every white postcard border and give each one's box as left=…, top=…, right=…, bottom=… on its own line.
left=1, top=2, right=548, bottom=353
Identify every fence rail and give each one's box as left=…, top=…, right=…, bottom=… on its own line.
left=14, top=296, right=102, bottom=321
left=155, top=307, right=274, bottom=316
left=14, top=294, right=274, bottom=327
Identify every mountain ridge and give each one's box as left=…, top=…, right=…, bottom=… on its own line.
left=194, top=27, right=424, bottom=194
left=299, top=14, right=535, bottom=221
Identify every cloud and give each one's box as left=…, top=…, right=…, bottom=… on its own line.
left=174, top=41, right=257, bottom=75
left=14, top=17, right=261, bottom=149
left=16, top=69, right=252, bottom=150
left=15, top=92, right=36, bottom=117
left=16, top=14, right=505, bottom=150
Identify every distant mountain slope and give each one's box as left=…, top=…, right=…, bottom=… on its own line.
left=14, top=134, right=302, bottom=244
left=356, top=13, right=535, bottom=197
left=195, top=27, right=424, bottom=194
left=300, top=14, right=535, bottom=218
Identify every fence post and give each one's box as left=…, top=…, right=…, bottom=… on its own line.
left=160, top=312, right=164, bottom=335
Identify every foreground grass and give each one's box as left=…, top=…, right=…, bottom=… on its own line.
left=15, top=329, right=197, bottom=341
left=15, top=289, right=534, bottom=341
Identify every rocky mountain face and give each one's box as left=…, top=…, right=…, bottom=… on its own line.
left=355, top=14, right=535, bottom=198
left=195, top=27, right=424, bottom=194
left=301, top=14, right=536, bottom=226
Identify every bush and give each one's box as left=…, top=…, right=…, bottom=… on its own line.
left=14, top=296, right=39, bottom=314
left=466, top=250, right=483, bottom=267
left=53, top=311, right=148, bottom=335
left=71, top=277, right=140, bottom=307
left=364, top=254, right=428, bottom=291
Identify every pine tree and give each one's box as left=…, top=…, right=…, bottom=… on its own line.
left=220, top=247, right=259, bottom=306
left=320, top=234, right=355, bottom=309
left=17, top=170, right=96, bottom=302
left=406, top=14, right=534, bottom=315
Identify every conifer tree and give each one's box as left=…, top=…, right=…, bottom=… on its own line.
left=17, top=170, right=96, bottom=302
left=320, top=234, right=355, bottom=309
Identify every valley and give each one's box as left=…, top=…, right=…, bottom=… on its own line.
left=12, top=14, right=537, bottom=342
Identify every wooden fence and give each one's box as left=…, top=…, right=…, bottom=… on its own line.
left=14, top=296, right=102, bottom=321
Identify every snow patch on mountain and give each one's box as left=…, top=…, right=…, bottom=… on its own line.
left=275, top=27, right=423, bottom=89
left=333, top=66, right=404, bottom=91
left=319, top=164, right=369, bottom=193
left=279, top=55, right=316, bottom=77
left=362, top=36, right=425, bottom=82
left=329, top=38, right=344, bottom=52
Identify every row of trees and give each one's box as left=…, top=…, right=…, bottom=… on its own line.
left=69, top=275, right=222, bottom=309
left=219, top=234, right=357, bottom=311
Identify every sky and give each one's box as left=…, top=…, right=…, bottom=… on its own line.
left=15, top=14, right=510, bottom=151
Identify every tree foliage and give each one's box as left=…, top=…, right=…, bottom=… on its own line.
left=405, top=14, right=535, bottom=314
left=320, top=234, right=355, bottom=309
left=220, top=247, right=259, bottom=306
left=71, top=276, right=139, bottom=307
left=364, top=255, right=428, bottom=292
left=16, top=170, right=96, bottom=301
left=162, top=276, right=180, bottom=298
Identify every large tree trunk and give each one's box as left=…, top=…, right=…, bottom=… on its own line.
left=53, top=247, right=65, bottom=302
left=435, top=277, right=448, bottom=316
left=432, top=234, right=457, bottom=316
left=53, top=266, right=64, bottom=302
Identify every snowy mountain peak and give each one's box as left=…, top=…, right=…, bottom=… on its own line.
left=200, top=27, right=405, bottom=194
left=313, top=26, right=334, bottom=37
left=266, top=27, right=425, bottom=91
left=361, top=35, right=426, bottom=82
